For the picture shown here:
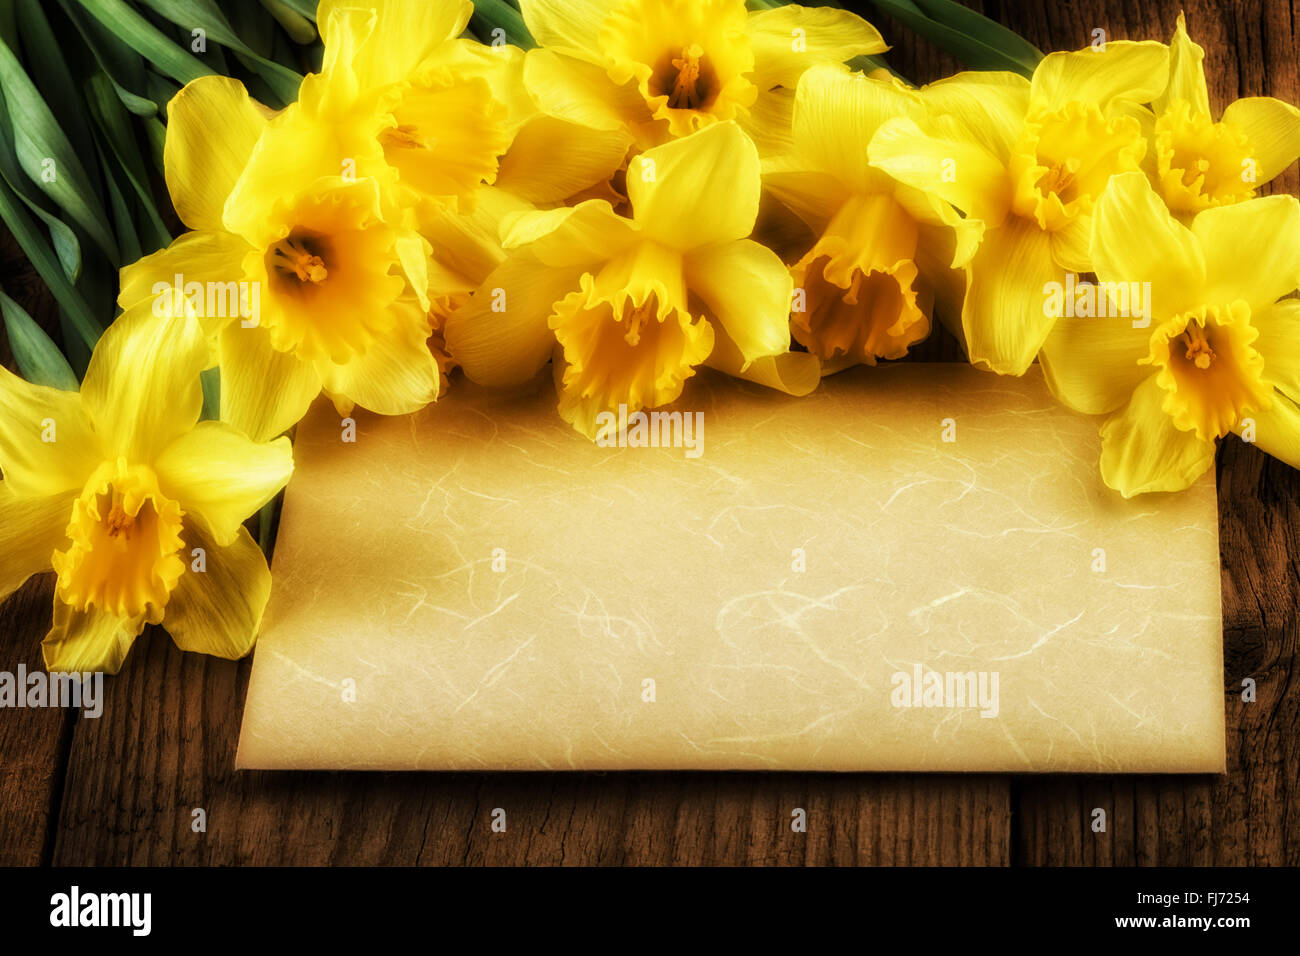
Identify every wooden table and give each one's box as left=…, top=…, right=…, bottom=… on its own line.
left=2, top=1, right=1297, bottom=866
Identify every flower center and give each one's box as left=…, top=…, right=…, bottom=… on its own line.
left=790, top=194, right=927, bottom=364
left=249, top=184, right=405, bottom=365
left=1010, top=102, right=1145, bottom=231
left=269, top=234, right=330, bottom=285
left=599, top=0, right=756, bottom=136
left=1154, top=100, right=1256, bottom=214
left=1146, top=302, right=1272, bottom=440
left=51, top=460, right=186, bottom=623
left=659, top=44, right=711, bottom=111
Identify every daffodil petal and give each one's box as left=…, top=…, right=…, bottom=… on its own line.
left=162, top=523, right=269, bottom=660
left=1030, top=40, right=1169, bottom=113
left=1191, top=194, right=1300, bottom=311
left=502, top=199, right=638, bottom=267
left=627, top=121, right=761, bottom=249
left=317, top=0, right=471, bottom=91
left=746, top=5, right=886, bottom=91
left=1156, top=13, right=1210, bottom=119
left=519, top=0, right=613, bottom=62
left=1238, top=388, right=1300, bottom=470
left=444, top=255, right=585, bottom=386
left=1221, top=96, right=1300, bottom=185
left=154, top=423, right=292, bottom=548
left=523, top=48, right=646, bottom=132
left=81, top=304, right=207, bottom=463
left=684, top=239, right=792, bottom=365
left=0, top=487, right=71, bottom=600
left=164, top=76, right=269, bottom=233
left=116, top=230, right=254, bottom=321
left=961, top=216, right=1059, bottom=375
left=793, top=65, right=917, bottom=195
left=1253, top=299, right=1300, bottom=404
left=0, top=367, right=98, bottom=498
left=1100, top=374, right=1216, bottom=497
left=317, top=301, right=440, bottom=415
left=218, top=324, right=322, bottom=444
left=496, top=115, right=632, bottom=204
left=868, top=116, right=1012, bottom=227
left=705, top=324, right=821, bottom=396
left=1091, top=171, right=1205, bottom=315
left=43, top=600, right=143, bottom=675
left=1049, top=216, right=1093, bottom=273
left=920, top=71, right=1031, bottom=163
left=1039, top=312, right=1152, bottom=415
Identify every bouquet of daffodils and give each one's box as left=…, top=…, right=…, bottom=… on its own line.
left=2, top=0, right=1298, bottom=674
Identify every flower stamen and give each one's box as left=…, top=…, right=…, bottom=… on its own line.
left=1182, top=325, right=1216, bottom=369
left=270, top=236, right=329, bottom=284
left=668, top=45, right=707, bottom=110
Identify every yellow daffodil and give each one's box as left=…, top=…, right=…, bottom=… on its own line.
left=869, top=41, right=1170, bottom=375
left=1143, top=13, right=1300, bottom=219
left=117, top=75, right=452, bottom=443
left=1040, top=171, right=1300, bottom=496
left=0, top=305, right=293, bottom=673
left=517, top=0, right=885, bottom=173
left=444, top=121, right=794, bottom=436
left=230, top=0, right=524, bottom=218
left=762, top=65, right=983, bottom=379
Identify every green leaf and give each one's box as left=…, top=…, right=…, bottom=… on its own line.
left=73, top=0, right=214, bottom=86
left=470, top=0, right=534, bottom=49
left=0, top=32, right=120, bottom=264
left=271, top=0, right=317, bottom=22
left=98, top=146, right=142, bottom=264
left=259, top=0, right=316, bottom=44
left=0, top=286, right=80, bottom=390
left=910, top=0, right=1043, bottom=67
left=0, top=175, right=102, bottom=351
left=867, top=0, right=1040, bottom=76
left=14, top=0, right=101, bottom=166
left=137, top=0, right=303, bottom=105
left=55, top=0, right=158, bottom=115
left=0, top=87, right=83, bottom=281
left=84, top=71, right=172, bottom=252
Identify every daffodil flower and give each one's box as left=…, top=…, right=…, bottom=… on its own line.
left=1040, top=171, right=1300, bottom=496
left=118, top=76, right=450, bottom=443
left=0, top=306, right=293, bottom=673
left=443, top=121, right=794, bottom=436
left=1142, top=13, right=1300, bottom=219
left=762, top=65, right=983, bottom=378
left=869, top=41, right=1170, bottom=375
left=231, top=0, right=524, bottom=219
left=517, top=0, right=885, bottom=166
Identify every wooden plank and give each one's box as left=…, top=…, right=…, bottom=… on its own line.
left=0, top=576, right=74, bottom=866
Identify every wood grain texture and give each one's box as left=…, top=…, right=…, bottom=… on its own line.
left=1, top=0, right=1297, bottom=865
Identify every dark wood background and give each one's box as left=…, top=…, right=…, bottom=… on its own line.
left=2, top=0, right=1297, bottom=866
